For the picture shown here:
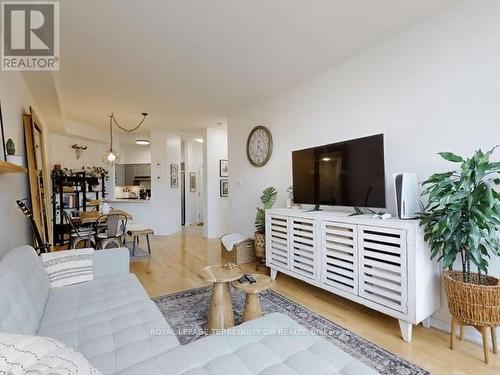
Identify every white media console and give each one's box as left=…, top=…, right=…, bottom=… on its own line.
left=265, top=208, right=441, bottom=342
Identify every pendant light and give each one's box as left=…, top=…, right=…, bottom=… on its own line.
left=102, top=112, right=148, bottom=164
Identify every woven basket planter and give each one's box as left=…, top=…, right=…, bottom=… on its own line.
left=254, top=232, right=266, bottom=259
left=444, top=271, right=500, bottom=326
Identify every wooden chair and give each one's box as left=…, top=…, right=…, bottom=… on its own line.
left=94, top=214, right=128, bottom=249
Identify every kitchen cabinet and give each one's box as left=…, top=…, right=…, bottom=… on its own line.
left=115, top=163, right=151, bottom=186
left=115, top=164, right=126, bottom=186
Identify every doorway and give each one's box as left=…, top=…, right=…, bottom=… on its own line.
left=181, top=162, right=186, bottom=226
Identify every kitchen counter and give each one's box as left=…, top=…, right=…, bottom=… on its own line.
left=110, top=199, right=151, bottom=203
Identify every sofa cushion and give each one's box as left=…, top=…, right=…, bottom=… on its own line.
left=0, top=246, right=50, bottom=335
left=114, top=312, right=378, bottom=375
left=37, top=273, right=180, bottom=375
left=41, top=248, right=95, bottom=288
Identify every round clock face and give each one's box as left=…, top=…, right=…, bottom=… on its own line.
left=247, top=126, right=273, bottom=167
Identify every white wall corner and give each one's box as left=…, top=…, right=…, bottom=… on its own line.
left=203, top=127, right=228, bottom=238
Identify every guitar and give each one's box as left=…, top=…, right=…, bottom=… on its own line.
left=16, top=199, right=51, bottom=254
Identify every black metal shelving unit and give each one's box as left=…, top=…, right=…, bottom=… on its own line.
left=51, top=170, right=106, bottom=246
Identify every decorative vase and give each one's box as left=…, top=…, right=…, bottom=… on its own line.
left=444, top=271, right=500, bottom=326
left=286, top=197, right=292, bottom=208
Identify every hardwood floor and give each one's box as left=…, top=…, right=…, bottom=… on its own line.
left=130, top=226, right=500, bottom=374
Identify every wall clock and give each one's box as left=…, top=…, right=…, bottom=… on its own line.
left=247, top=125, right=273, bottom=167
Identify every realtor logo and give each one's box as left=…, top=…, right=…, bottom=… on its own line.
left=1, top=1, right=59, bottom=70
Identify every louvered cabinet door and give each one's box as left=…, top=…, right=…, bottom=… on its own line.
left=290, top=218, right=317, bottom=280
left=267, top=215, right=290, bottom=269
left=358, top=226, right=407, bottom=313
left=321, top=222, right=358, bottom=295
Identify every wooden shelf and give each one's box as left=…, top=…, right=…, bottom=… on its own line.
left=0, top=160, right=27, bottom=174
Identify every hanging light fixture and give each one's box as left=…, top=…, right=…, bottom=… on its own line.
left=102, top=112, right=148, bottom=164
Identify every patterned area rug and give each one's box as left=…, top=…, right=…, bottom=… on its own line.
left=153, top=286, right=429, bottom=375
left=125, top=245, right=150, bottom=262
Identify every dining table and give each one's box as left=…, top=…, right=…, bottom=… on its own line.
left=79, top=209, right=133, bottom=224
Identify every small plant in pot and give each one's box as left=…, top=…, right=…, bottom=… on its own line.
left=419, top=148, right=500, bottom=361
left=254, top=187, right=278, bottom=268
left=5, top=138, right=22, bottom=166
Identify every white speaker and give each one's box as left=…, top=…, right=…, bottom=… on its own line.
left=393, top=173, right=419, bottom=220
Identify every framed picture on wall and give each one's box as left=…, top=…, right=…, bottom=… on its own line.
left=220, top=179, right=228, bottom=197
left=170, top=164, right=178, bottom=175
left=171, top=175, right=178, bottom=188
left=189, top=172, right=196, bottom=192
left=0, top=102, right=6, bottom=161
left=219, top=159, right=228, bottom=177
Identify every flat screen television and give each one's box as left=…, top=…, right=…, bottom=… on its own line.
left=292, top=134, right=386, bottom=209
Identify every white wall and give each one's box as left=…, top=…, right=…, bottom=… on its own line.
left=120, top=145, right=151, bottom=164
left=0, top=71, right=49, bottom=258
left=203, top=127, right=228, bottom=238
left=184, top=141, right=203, bottom=225
left=150, top=130, right=181, bottom=235
left=50, top=133, right=114, bottom=194
left=228, top=0, right=500, bottom=343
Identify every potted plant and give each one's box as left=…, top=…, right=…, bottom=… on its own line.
left=254, top=187, right=278, bottom=266
left=419, top=148, right=500, bottom=360
left=5, top=138, right=22, bottom=166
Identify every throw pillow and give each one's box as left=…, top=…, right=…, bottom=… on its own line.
left=0, top=332, right=102, bottom=374
left=41, top=248, right=94, bottom=288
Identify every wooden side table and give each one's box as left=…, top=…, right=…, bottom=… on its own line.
left=232, top=274, right=272, bottom=322
left=198, top=265, right=243, bottom=332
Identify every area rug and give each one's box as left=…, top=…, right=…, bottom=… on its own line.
left=125, top=245, right=150, bottom=262
left=153, top=286, right=429, bottom=375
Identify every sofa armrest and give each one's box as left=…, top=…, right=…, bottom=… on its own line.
left=94, top=248, right=130, bottom=278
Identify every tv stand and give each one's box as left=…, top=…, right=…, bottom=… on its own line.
left=348, top=207, right=376, bottom=216
left=306, top=204, right=322, bottom=212
left=265, top=208, right=441, bottom=343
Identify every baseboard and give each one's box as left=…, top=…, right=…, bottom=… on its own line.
left=430, top=317, right=499, bottom=347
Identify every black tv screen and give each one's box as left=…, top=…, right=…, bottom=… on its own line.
left=292, top=134, right=386, bottom=208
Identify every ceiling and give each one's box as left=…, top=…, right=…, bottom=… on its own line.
left=29, top=0, right=459, bottom=133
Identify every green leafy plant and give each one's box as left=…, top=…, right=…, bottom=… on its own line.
left=5, top=138, right=15, bottom=155
left=418, top=147, right=500, bottom=284
left=255, top=187, right=278, bottom=234
left=82, top=166, right=109, bottom=181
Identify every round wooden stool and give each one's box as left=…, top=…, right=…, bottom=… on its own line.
left=198, top=265, right=243, bottom=332
left=233, top=274, right=272, bottom=322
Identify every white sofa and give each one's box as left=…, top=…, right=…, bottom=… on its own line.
left=0, top=245, right=377, bottom=375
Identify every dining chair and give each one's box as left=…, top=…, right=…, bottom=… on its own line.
left=94, top=213, right=128, bottom=249
left=63, top=211, right=96, bottom=249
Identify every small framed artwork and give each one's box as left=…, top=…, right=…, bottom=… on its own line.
left=220, top=179, right=228, bottom=197
left=0, top=102, right=6, bottom=161
left=189, top=172, right=196, bottom=192
left=219, top=159, right=228, bottom=177
left=171, top=176, right=178, bottom=188
left=170, top=164, right=178, bottom=176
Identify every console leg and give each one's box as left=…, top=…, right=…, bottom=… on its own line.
left=398, top=319, right=413, bottom=342
left=270, top=269, right=278, bottom=280
left=422, top=317, right=431, bottom=329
